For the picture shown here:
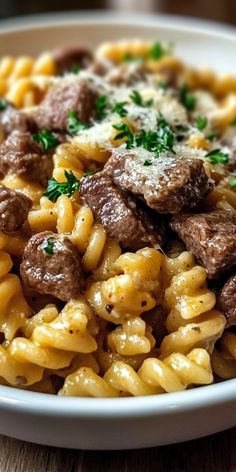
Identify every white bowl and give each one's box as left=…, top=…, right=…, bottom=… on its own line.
left=0, top=12, right=236, bottom=450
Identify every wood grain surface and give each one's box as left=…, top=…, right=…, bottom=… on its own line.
left=0, top=427, right=235, bottom=472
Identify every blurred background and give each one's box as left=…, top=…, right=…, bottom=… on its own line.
left=0, top=0, right=236, bottom=25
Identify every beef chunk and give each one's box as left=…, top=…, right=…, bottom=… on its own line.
left=20, top=231, right=84, bottom=302
left=105, top=62, right=146, bottom=85
left=52, top=47, right=93, bottom=72
left=0, top=185, right=32, bottom=232
left=34, top=80, right=97, bottom=131
left=79, top=172, right=165, bottom=250
left=104, top=150, right=213, bottom=214
left=217, top=274, right=236, bottom=327
left=170, top=209, right=236, bottom=279
left=0, top=130, right=53, bottom=186
left=0, top=101, right=35, bottom=137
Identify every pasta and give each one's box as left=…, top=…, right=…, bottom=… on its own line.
left=0, top=39, right=235, bottom=397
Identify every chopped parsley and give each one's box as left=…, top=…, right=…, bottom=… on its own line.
left=0, top=99, right=7, bottom=111
left=44, top=238, right=54, bottom=255
left=112, top=117, right=175, bottom=154
left=205, top=149, right=229, bottom=165
left=96, top=95, right=109, bottom=121
left=70, top=64, right=80, bottom=74
left=112, top=101, right=128, bottom=117
left=206, top=130, right=217, bottom=141
left=129, top=90, right=153, bottom=107
left=112, top=123, right=135, bottom=148
left=33, top=129, right=59, bottom=151
left=230, top=175, right=236, bottom=188
left=122, top=52, right=133, bottom=62
left=143, top=160, right=152, bottom=166
left=44, top=170, right=81, bottom=202
left=179, top=84, right=196, bottom=111
left=158, top=79, right=167, bottom=90
left=149, top=42, right=169, bottom=60
left=67, top=111, right=90, bottom=135
left=231, top=117, right=236, bottom=126
left=195, top=116, right=207, bottom=131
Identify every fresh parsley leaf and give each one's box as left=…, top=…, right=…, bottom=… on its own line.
left=158, top=79, right=167, bottom=90
left=179, top=84, right=196, bottom=111
left=231, top=117, right=236, bottom=126
left=149, top=42, right=168, bottom=60
left=129, top=90, right=153, bottom=107
left=130, top=90, right=142, bottom=106
left=96, top=95, right=109, bottom=121
left=205, top=149, right=229, bottom=165
left=44, top=238, right=54, bottom=255
left=122, top=52, right=133, bottom=62
left=70, top=64, right=80, bottom=74
left=0, top=99, right=7, bottom=111
left=112, top=101, right=128, bottom=117
left=44, top=171, right=81, bottom=202
left=143, top=160, right=152, bottom=166
left=206, top=130, right=217, bottom=141
left=67, top=111, right=90, bottom=135
left=33, top=129, right=59, bottom=151
left=195, top=116, right=207, bottom=130
left=230, top=175, right=236, bottom=188
left=112, top=123, right=135, bottom=149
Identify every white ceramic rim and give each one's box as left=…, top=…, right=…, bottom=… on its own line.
left=0, top=11, right=235, bottom=417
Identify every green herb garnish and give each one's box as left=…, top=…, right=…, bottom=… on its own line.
left=112, top=101, right=128, bottom=117
left=33, top=130, right=59, bottom=151
left=122, top=52, right=133, bottom=62
left=205, top=149, right=229, bottom=165
left=0, top=99, right=7, bottom=111
left=67, top=112, right=90, bottom=135
left=70, top=64, right=80, bottom=74
left=158, top=79, right=167, bottom=90
left=230, top=175, right=236, bottom=188
left=112, top=123, right=135, bottom=149
left=143, top=160, right=152, bottom=166
left=231, top=117, right=236, bottom=126
left=44, top=171, right=81, bottom=202
left=44, top=238, right=54, bottom=255
left=206, top=130, right=217, bottom=141
left=195, top=116, right=207, bottom=131
left=179, top=84, right=196, bottom=111
left=96, top=95, right=109, bottom=121
left=149, top=42, right=168, bottom=60
left=129, top=90, right=153, bottom=107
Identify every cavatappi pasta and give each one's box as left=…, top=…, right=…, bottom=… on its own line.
left=0, top=39, right=235, bottom=397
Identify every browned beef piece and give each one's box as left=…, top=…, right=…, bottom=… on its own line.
left=52, top=47, right=93, bottom=72
left=104, top=151, right=214, bottom=214
left=0, top=185, right=32, bottom=232
left=0, top=130, right=53, bottom=186
left=105, top=63, right=146, bottom=85
left=170, top=210, right=236, bottom=279
left=0, top=101, right=35, bottom=137
left=34, top=80, right=97, bottom=131
left=20, top=231, right=84, bottom=302
left=79, top=172, right=165, bottom=250
left=217, top=274, right=236, bottom=327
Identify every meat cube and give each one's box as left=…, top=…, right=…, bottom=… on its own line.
left=20, top=231, right=84, bottom=302
left=0, top=130, right=53, bottom=186
left=217, top=274, right=236, bottom=327
left=0, top=185, right=32, bottom=232
left=0, top=101, right=35, bottom=137
left=104, top=150, right=213, bottom=214
left=170, top=209, right=236, bottom=279
left=52, top=47, right=93, bottom=73
left=79, top=172, right=165, bottom=250
left=34, top=79, right=97, bottom=131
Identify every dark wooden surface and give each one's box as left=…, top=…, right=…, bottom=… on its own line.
left=0, top=427, right=235, bottom=472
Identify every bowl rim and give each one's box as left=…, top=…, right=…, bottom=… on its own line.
left=0, top=378, right=235, bottom=418
left=0, top=11, right=235, bottom=417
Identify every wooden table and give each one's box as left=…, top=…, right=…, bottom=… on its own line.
left=1, top=427, right=235, bottom=471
